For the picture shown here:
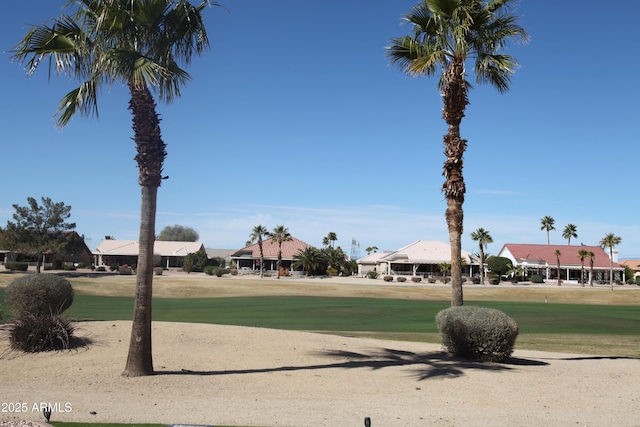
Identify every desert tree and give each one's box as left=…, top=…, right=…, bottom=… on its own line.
left=248, top=225, right=269, bottom=278
left=470, top=227, right=492, bottom=284
left=11, top=0, right=215, bottom=376
left=540, top=216, right=555, bottom=245
left=600, top=233, right=621, bottom=290
left=387, top=0, right=528, bottom=305
left=562, top=224, right=577, bottom=245
left=157, top=225, right=199, bottom=242
left=1, top=197, right=76, bottom=274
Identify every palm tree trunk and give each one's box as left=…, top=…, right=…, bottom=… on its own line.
left=442, top=58, right=468, bottom=307
left=122, top=82, right=166, bottom=377
left=123, top=185, right=156, bottom=377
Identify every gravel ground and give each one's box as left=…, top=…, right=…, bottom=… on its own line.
left=1, top=320, right=639, bottom=427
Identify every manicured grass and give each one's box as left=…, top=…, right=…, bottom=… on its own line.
left=2, top=288, right=639, bottom=356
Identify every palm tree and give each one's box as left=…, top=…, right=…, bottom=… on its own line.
left=540, top=216, right=555, bottom=245
left=324, top=232, right=338, bottom=248
left=470, top=228, right=492, bottom=284
left=249, top=225, right=269, bottom=278
left=586, top=251, right=595, bottom=286
left=600, top=233, right=622, bottom=290
left=269, top=225, right=292, bottom=278
left=387, top=0, right=528, bottom=306
left=293, top=247, right=325, bottom=276
left=365, top=246, right=379, bottom=255
left=12, top=0, right=213, bottom=377
left=562, top=224, right=578, bottom=245
left=554, top=249, right=562, bottom=286
left=323, top=246, right=347, bottom=275
left=577, top=249, right=589, bottom=287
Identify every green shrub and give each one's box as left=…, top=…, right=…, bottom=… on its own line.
left=118, top=266, right=133, bottom=275
left=396, top=276, right=407, bottom=282
left=52, top=259, right=64, bottom=270
left=9, top=312, right=75, bottom=352
left=96, top=266, right=106, bottom=272
left=635, top=277, right=640, bottom=286
left=203, top=265, right=215, bottom=275
left=530, top=275, right=544, bottom=283
left=411, top=276, right=422, bottom=283
left=213, top=267, right=224, bottom=277
left=435, top=306, right=518, bottom=362
left=5, top=274, right=74, bottom=318
left=366, top=271, right=378, bottom=279
left=427, top=277, right=436, bottom=283
left=472, top=277, right=481, bottom=284
left=5, top=262, right=28, bottom=271
left=154, top=267, right=164, bottom=276
left=326, top=268, right=338, bottom=276
left=383, top=275, right=393, bottom=282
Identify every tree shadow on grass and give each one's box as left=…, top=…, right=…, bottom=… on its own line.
left=155, top=346, right=548, bottom=380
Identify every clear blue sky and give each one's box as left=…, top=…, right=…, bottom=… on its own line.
left=1, top=1, right=639, bottom=259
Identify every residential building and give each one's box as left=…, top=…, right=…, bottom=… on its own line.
left=619, top=259, right=640, bottom=280
left=93, top=239, right=205, bottom=269
left=497, top=243, right=624, bottom=283
left=230, top=237, right=313, bottom=274
left=357, top=240, right=477, bottom=278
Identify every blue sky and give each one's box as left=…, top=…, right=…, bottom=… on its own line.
left=1, top=1, right=639, bottom=259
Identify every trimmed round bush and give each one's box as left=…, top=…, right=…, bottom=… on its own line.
left=383, top=275, right=393, bottom=282
left=396, top=276, right=407, bottom=282
left=5, top=274, right=74, bottom=317
left=435, top=306, right=518, bottom=362
left=154, top=267, right=164, bottom=276
left=530, top=275, right=544, bottom=283
left=411, top=276, right=422, bottom=283
left=5, top=262, right=28, bottom=272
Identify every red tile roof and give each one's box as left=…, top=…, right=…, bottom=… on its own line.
left=231, top=237, right=314, bottom=259
left=500, top=244, right=620, bottom=269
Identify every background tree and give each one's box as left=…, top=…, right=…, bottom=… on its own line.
left=438, top=262, right=451, bottom=282
left=562, top=224, right=578, bottom=245
left=365, top=246, right=379, bottom=255
left=586, top=251, right=595, bottom=286
left=554, top=249, right=562, bottom=286
left=1, top=197, right=76, bottom=273
left=577, top=249, right=589, bottom=287
left=249, top=225, right=269, bottom=278
left=12, top=0, right=214, bottom=377
left=540, top=216, right=555, bottom=244
left=470, top=228, right=492, bottom=284
left=157, top=225, right=199, bottom=242
left=600, top=233, right=621, bottom=290
left=486, top=256, right=514, bottom=283
left=387, top=0, right=528, bottom=306
left=269, top=225, right=292, bottom=278
left=322, top=232, right=338, bottom=248
left=182, top=249, right=210, bottom=273
left=322, top=246, right=347, bottom=275
left=292, top=247, right=326, bottom=276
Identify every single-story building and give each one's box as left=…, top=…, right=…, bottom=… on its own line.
left=230, top=237, right=313, bottom=274
left=619, top=259, right=640, bottom=280
left=205, top=248, right=235, bottom=268
left=94, top=239, right=205, bottom=269
left=357, top=240, right=477, bottom=278
left=497, top=243, right=625, bottom=283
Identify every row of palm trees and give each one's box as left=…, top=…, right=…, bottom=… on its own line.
left=247, top=225, right=292, bottom=279
left=540, top=216, right=579, bottom=245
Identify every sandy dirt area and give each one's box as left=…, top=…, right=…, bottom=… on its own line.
left=1, top=319, right=639, bottom=427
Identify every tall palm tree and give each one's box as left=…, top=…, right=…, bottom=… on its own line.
left=600, top=233, right=621, bottom=290
left=387, top=0, right=528, bottom=306
left=586, top=251, right=595, bottom=286
left=540, top=216, right=555, bottom=245
left=470, top=228, right=492, bottom=284
left=577, top=249, right=589, bottom=287
left=269, top=225, right=292, bottom=278
left=365, top=246, right=378, bottom=255
left=11, top=0, right=213, bottom=377
left=554, top=249, right=562, bottom=286
left=562, top=224, right=578, bottom=245
left=249, top=225, right=269, bottom=278
left=324, top=232, right=338, bottom=248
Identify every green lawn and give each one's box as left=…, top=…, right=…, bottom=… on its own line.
left=1, top=290, right=639, bottom=356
